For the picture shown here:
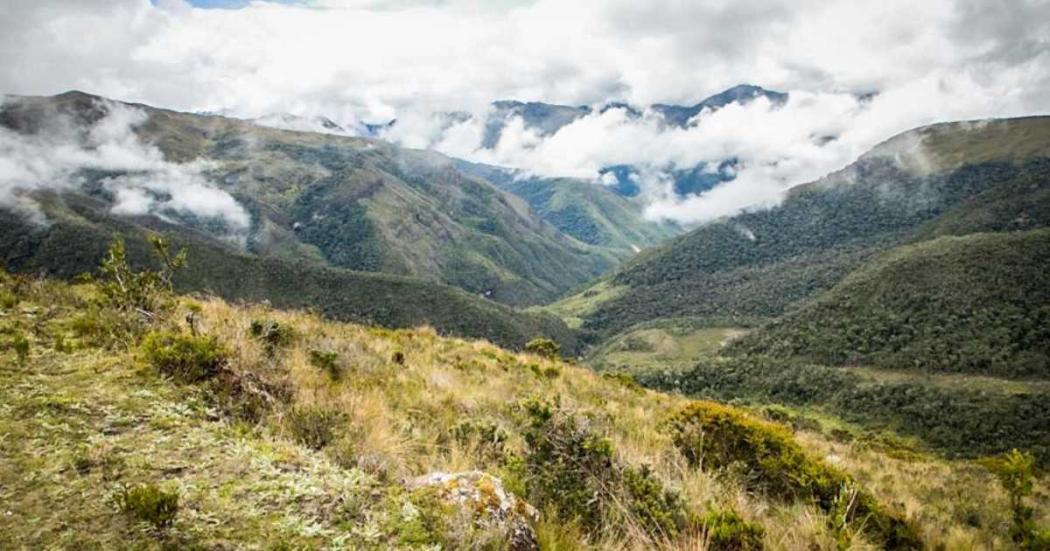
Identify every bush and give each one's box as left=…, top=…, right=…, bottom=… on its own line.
left=985, top=449, right=1050, bottom=550
left=249, top=319, right=295, bottom=354
left=118, top=483, right=180, bottom=530
left=701, top=507, right=764, bottom=551
left=308, top=349, right=342, bottom=381
left=524, top=337, right=560, bottom=359
left=142, top=330, right=228, bottom=383
left=520, top=399, right=688, bottom=540
left=668, top=401, right=921, bottom=549
left=287, top=406, right=344, bottom=450
left=452, top=419, right=508, bottom=460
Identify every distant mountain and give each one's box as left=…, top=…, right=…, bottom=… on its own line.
left=454, top=160, right=682, bottom=256
left=253, top=112, right=350, bottom=135
left=550, top=116, right=1050, bottom=342
left=482, top=100, right=591, bottom=148
left=0, top=91, right=617, bottom=307
left=651, top=84, right=788, bottom=128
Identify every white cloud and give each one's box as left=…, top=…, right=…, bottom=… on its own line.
left=0, top=0, right=1048, bottom=224
left=0, top=98, right=252, bottom=238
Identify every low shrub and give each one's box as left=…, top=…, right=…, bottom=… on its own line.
left=668, top=401, right=921, bottom=549
left=287, top=406, right=344, bottom=450
left=984, top=449, right=1050, bottom=550
left=118, top=483, right=180, bottom=530
left=520, top=399, right=688, bottom=540
left=524, top=337, right=560, bottom=359
left=308, top=349, right=342, bottom=381
left=701, top=507, right=765, bottom=551
left=141, top=330, right=229, bottom=383
left=452, top=419, right=508, bottom=460
left=249, top=319, right=295, bottom=354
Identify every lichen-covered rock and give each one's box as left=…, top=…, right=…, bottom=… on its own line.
left=407, top=471, right=539, bottom=550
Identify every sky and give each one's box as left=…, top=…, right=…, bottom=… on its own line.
left=1, top=0, right=1049, bottom=223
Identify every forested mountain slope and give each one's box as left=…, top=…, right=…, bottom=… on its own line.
left=0, top=91, right=614, bottom=306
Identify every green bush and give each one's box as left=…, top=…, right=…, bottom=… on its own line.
left=249, top=319, right=295, bottom=354
left=520, top=399, right=688, bottom=539
left=701, top=507, right=764, bottom=551
left=524, top=337, right=560, bottom=359
left=118, top=483, right=180, bottom=530
left=0, top=287, right=18, bottom=310
left=287, top=406, right=344, bottom=450
left=452, top=419, right=508, bottom=460
left=985, top=449, right=1050, bottom=550
left=142, top=330, right=228, bottom=383
left=668, top=401, right=920, bottom=549
left=308, top=349, right=342, bottom=381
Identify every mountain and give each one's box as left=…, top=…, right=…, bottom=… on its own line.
left=651, top=84, right=788, bottom=128
left=0, top=91, right=616, bottom=307
left=481, top=100, right=591, bottom=148
left=551, top=116, right=1050, bottom=342
left=454, top=160, right=682, bottom=256
left=731, top=229, right=1050, bottom=379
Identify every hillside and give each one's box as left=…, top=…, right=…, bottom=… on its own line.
left=0, top=206, right=580, bottom=354
left=3, top=261, right=1047, bottom=549
left=732, top=230, right=1050, bottom=379
left=454, top=160, right=681, bottom=256
left=0, top=91, right=614, bottom=306
left=553, top=116, right=1050, bottom=342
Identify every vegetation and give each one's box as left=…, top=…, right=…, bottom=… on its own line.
left=9, top=256, right=1039, bottom=549
left=985, top=450, right=1050, bottom=549
left=733, top=230, right=1050, bottom=379
left=524, top=336, right=560, bottom=359
left=118, top=483, right=181, bottom=531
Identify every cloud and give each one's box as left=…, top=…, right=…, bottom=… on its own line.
left=0, top=97, right=252, bottom=238
left=0, top=0, right=1048, bottom=224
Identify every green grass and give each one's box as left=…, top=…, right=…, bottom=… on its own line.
left=589, top=323, right=746, bottom=374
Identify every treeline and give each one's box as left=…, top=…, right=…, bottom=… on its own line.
left=636, top=356, right=1050, bottom=465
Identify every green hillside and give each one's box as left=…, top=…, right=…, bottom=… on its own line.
left=732, top=230, right=1050, bottom=378
left=1, top=91, right=614, bottom=306
left=0, top=204, right=580, bottom=354
left=455, top=160, right=681, bottom=257
left=553, top=117, right=1050, bottom=341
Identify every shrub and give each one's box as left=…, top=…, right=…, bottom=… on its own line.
left=118, top=483, right=180, bottom=530
left=391, top=350, right=406, bottom=365
left=520, top=399, right=688, bottom=540
left=0, top=287, right=17, bottom=309
left=668, top=401, right=921, bottom=549
left=98, top=236, right=185, bottom=320
left=985, top=449, right=1050, bottom=550
left=142, top=330, right=228, bottom=383
left=287, top=406, right=344, bottom=450
left=308, top=349, right=342, bottom=381
left=452, top=419, right=508, bottom=460
left=524, top=337, right=560, bottom=359
left=249, top=319, right=295, bottom=354
left=701, top=507, right=765, bottom=551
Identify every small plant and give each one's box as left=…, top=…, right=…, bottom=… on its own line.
left=524, top=337, right=560, bottom=359
left=452, top=419, right=508, bottom=459
left=308, top=349, right=342, bottom=381
left=602, top=371, right=640, bottom=390
left=985, top=449, right=1050, bottom=550
left=249, top=319, right=295, bottom=355
left=11, top=329, right=29, bottom=365
left=0, top=287, right=18, bottom=309
left=829, top=483, right=860, bottom=550
left=287, top=406, right=344, bottom=450
left=526, top=362, right=561, bottom=379
left=142, top=330, right=228, bottom=383
left=391, top=350, right=406, bottom=365
left=98, top=236, right=185, bottom=319
left=118, top=482, right=180, bottom=531
left=701, top=507, right=764, bottom=551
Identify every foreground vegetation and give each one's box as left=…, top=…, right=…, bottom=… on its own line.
left=2, top=240, right=1047, bottom=549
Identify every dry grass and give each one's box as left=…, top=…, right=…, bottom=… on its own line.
left=1, top=275, right=1045, bottom=549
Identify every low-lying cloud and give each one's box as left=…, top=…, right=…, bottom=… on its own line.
left=0, top=98, right=252, bottom=238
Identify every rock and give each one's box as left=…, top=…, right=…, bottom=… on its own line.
left=407, top=471, right=539, bottom=550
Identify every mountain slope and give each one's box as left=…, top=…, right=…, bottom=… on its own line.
left=453, top=160, right=681, bottom=256
left=731, top=229, right=1050, bottom=378
left=555, top=116, right=1050, bottom=341
left=0, top=196, right=581, bottom=353
left=0, top=91, right=614, bottom=306
left=8, top=267, right=1041, bottom=550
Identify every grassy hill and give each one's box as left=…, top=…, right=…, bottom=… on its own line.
left=551, top=117, right=1050, bottom=342
left=1, top=91, right=614, bottom=306
left=731, top=230, right=1050, bottom=379
left=3, top=263, right=1047, bottom=549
